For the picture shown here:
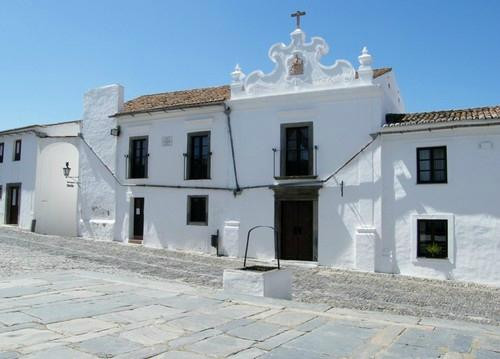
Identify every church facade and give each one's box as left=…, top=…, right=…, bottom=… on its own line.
left=2, top=24, right=500, bottom=286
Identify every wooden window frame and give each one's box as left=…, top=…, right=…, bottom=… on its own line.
left=416, top=146, right=447, bottom=184
left=13, top=140, right=22, bottom=162
left=186, top=131, right=211, bottom=180
left=280, top=122, right=314, bottom=178
left=417, top=219, right=448, bottom=259
left=128, top=136, right=149, bottom=179
left=186, top=195, right=208, bottom=226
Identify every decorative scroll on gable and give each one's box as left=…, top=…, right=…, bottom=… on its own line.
left=231, top=28, right=374, bottom=99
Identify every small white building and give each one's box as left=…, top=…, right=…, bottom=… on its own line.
left=0, top=121, right=80, bottom=235
left=2, top=22, right=500, bottom=286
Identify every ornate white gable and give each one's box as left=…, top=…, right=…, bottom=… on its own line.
left=231, top=28, right=374, bottom=99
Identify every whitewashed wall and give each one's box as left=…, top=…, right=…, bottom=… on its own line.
left=381, top=126, right=500, bottom=286
left=79, top=84, right=123, bottom=240
left=114, top=82, right=391, bottom=263
left=34, top=138, right=79, bottom=236
left=42, top=121, right=80, bottom=137
left=115, top=107, right=232, bottom=188
left=318, top=141, right=383, bottom=270
left=229, top=85, right=387, bottom=263
left=0, top=132, right=38, bottom=230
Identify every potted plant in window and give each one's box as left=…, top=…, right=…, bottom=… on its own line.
left=425, top=243, right=443, bottom=258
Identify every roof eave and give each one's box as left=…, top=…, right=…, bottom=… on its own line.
left=380, top=118, right=500, bottom=134
left=111, top=101, right=226, bottom=118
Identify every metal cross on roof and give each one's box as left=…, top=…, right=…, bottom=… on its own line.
left=291, top=10, right=306, bottom=29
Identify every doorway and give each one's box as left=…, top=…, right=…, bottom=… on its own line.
left=6, top=184, right=21, bottom=225
left=274, top=186, right=319, bottom=261
left=132, top=198, right=144, bottom=240
left=280, top=201, right=313, bottom=260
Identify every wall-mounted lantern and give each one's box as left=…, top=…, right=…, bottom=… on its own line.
left=110, top=126, right=121, bottom=137
left=63, top=162, right=80, bottom=187
left=63, top=162, right=71, bottom=178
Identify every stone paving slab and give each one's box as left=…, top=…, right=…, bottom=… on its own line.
left=3, top=225, right=499, bottom=327
left=22, top=346, right=95, bottom=359
left=0, top=270, right=498, bottom=358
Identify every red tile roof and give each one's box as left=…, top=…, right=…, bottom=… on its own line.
left=119, top=85, right=230, bottom=116
left=385, top=106, right=500, bottom=127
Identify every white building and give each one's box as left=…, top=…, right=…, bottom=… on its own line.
left=2, top=23, right=500, bottom=286
left=0, top=121, right=80, bottom=235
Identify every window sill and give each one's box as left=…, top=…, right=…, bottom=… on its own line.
left=416, top=182, right=447, bottom=185
left=274, top=175, right=317, bottom=180
left=187, top=222, right=208, bottom=226
left=185, top=178, right=212, bottom=181
left=413, top=257, right=450, bottom=265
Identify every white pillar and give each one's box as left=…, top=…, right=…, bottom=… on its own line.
left=221, top=220, right=240, bottom=257
left=355, top=227, right=377, bottom=272
left=357, top=47, right=374, bottom=85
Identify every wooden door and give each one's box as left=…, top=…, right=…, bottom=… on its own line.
left=133, top=198, right=144, bottom=239
left=280, top=200, right=313, bottom=261
left=6, top=185, right=21, bottom=225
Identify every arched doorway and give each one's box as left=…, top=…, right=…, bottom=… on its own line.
left=35, top=140, right=79, bottom=236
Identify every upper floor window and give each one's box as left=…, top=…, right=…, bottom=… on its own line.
left=129, top=137, right=148, bottom=179
left=417, top=146, right=447, bottom=184
left=13, top=140, right=21, bottom=161
left=281, top=123, right=313, bottom=177
left=417, top=219, right=448, bottom=259
left=186, top=132, right=211, bottom=180
left=0, top=142, right=4, bottom=163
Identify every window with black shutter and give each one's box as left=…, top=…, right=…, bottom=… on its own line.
left=0, top=143, right=4, bottom=163
left=187, top=195, right=208, bottom=225
left=187, top=132, right=210, bottom=180
left=417, top=219, right=448, bottom=259
left=417, top=146, right=447, bottom=184
left=129, top=137, right=148, bottom=179
left=13, top=140, right=21, bottom=161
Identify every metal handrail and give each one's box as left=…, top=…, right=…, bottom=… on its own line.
left=243, top=225, right=280, bottom=269
left=184, top=152, right=212, bottom=180
left=126, top=153, right=149, bottom=179
left=272, top=145, right=318, bottom=178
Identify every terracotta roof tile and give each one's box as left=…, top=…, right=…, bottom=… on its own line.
left=385, top=106, right=500, bottom=127
left=120, top=85, right=230, bottom=115
left=117, top=68, right=393, bottom=116
left=356, top=67, right=392, bottom=79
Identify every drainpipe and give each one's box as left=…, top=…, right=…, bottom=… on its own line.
left=224, top=104, right=241, bottom=195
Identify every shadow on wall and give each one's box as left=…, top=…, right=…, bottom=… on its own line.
left=322, top=177, right=380, bottom=269
left=384, top=158, right=458, bottom=278
left=78, top=143, right=117, bottom=240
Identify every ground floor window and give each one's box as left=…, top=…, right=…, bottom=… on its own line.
left=417, top=219, right=448, bottom=259
left=187, top=195, right=208, bottom=225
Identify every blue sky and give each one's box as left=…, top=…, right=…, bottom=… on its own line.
left=0, top=1, right=499, bottom=131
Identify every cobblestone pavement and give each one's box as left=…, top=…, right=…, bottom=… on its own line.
left=0, top=271, right=499, bottom=358
left=0, top=226, right=499, bottom=327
